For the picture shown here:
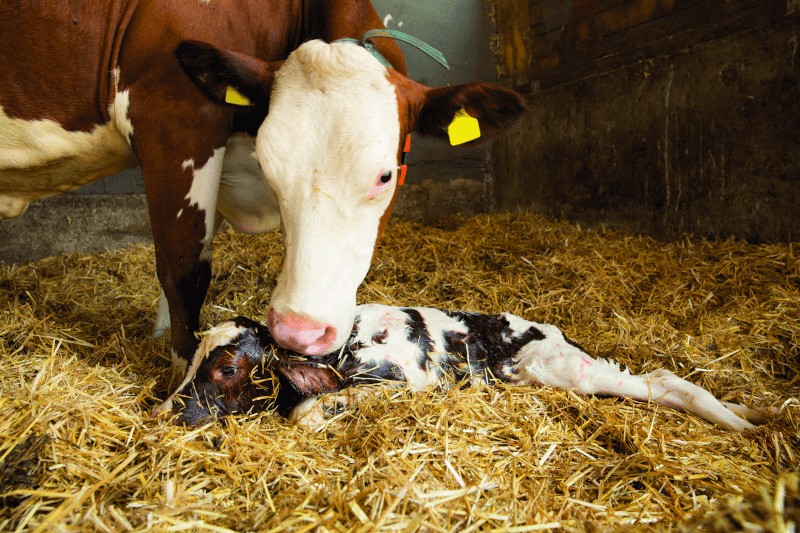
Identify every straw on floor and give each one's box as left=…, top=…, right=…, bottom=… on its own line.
left=0, top=212, right=797, bottom=531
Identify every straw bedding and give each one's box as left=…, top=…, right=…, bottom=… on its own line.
left=0, top=212, right=797, bottom=531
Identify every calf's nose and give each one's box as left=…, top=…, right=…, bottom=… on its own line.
left=268, top=309, right=337, bottom=356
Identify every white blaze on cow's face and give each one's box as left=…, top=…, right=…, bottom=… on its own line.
left=255, top=40, right=401, bottom=356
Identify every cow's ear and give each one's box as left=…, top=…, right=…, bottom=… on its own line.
left=415, top=83, right=526, bottom=146
left=175, top=40, right=281, bottom=108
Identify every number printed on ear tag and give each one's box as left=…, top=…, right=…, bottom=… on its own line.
left=225, top=86, right=254, bottom=106
left=447, top=108, right=481, bottom=146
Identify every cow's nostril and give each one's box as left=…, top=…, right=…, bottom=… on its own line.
left=268, top=309, right=337, bottom=356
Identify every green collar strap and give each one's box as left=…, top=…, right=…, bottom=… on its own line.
left=336, top=29, right=449, bottom=71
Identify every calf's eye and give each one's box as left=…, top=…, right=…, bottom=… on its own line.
left=379, top=171, right=392, bottom=184
left=221, top=366, right=237, bottom=378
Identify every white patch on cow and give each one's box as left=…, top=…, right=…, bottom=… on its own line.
left=171, top=348, right=187, bottom=375
left=152, top=289, right=171, bottom=339
left=0, top=196, right=30, bottom=219
left=158, top=136, right=274, bottom=338
left=0, top=76, right=137, bottom=218
left=256, top=40, right=401, bottom=351
left=182, top=147, right=225, bottom=259
left=217, top=133, right=280, bottom=234
left=153, top=321, right=244, bottom=416
left=112, top=68, right=134, bottom=144
left=351, top=305, right=425, bottom=386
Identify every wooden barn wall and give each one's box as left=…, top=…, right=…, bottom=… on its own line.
left=490, top=0, right=800, bottom=242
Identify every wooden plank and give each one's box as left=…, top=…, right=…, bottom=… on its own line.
left=571, top=0, right=631, bottom=21
left=574, top=0, right=686, bottom=43
left=531, top=0, right=676, bottom=38
left=529, top=0, right=784, bottom=88
left=529, top=0, right=694, bottom=80
left=587, top=0, right=782, bottom=63
left=495, top=0, right=532, bottom=89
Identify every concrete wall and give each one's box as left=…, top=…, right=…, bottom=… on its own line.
left=0, top=0, right=497, bottom=263
left=491, top=0, right=800, bottom=242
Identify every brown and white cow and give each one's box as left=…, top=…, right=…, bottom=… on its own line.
left=0, top=2, right=525, bottom=378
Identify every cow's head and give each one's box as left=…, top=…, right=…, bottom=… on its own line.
left=176, top=39, right=525, bottom=356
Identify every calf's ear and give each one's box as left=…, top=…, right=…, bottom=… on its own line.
left=277, top=365, right=342, bottom=396
left=415, top=82, right=526, bottom=145
left=175, top=40, right=282, bottom=108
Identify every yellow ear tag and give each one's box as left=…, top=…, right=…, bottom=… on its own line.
left=447, top=108, right=481, bottom=146
left=225, top=86, right=254, bottom=106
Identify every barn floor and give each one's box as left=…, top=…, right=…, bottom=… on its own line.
left=0, top=212, right=798, bottom=531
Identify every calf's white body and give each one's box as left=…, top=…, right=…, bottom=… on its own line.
left=162, top=304, right=767, bottom=432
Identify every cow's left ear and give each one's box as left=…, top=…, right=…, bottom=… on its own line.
left=414, top=83, right=526, bottom=145
left=175, top=40, right=282, bottom=108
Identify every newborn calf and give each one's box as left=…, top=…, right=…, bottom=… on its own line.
left=153, top=304, right=766, bottom=431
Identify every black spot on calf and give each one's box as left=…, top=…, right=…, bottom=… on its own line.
left=401, top=308, right=435, bottom=370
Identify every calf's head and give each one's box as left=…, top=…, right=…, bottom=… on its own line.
left=176, top=39, right=525, bottom=356
left=157, top=317, right=343, bottom=425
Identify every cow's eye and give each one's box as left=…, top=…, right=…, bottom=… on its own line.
left=221, top=366, right=237, bottom=378
left=368, top=169, right=395, bottom=199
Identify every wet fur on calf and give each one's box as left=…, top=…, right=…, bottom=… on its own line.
left=169, top=318, right=306, bottom=425
left=167, top=305, right=769, bottom=432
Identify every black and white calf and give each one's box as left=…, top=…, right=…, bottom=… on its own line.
left=153, top=304, right=767, bottom=431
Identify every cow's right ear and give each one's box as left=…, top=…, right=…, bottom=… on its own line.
left=414, top=82, right=526, bottom=145
left=175, top=40, right=281, bottom=108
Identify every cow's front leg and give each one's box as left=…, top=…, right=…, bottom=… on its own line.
left=156, top=154, right=224, bottom=376
left=152, top=211, right=225, bottom=339
left=153, top=237, right=213, bottom=375
left=137, top=136, right=227, bottom=381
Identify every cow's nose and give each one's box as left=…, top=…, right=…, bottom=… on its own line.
left=268, top=309, right=337, bottom=356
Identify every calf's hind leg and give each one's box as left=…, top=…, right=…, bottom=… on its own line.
left=510, top=324, right=761, bottom=431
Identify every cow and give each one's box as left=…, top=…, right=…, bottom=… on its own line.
left=157, top=304, right=769, bottom=432
left=0, top=2, right=526, bottom=388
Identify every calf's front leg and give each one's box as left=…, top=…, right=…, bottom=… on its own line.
left=288, top=385, right=397, bottom=430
